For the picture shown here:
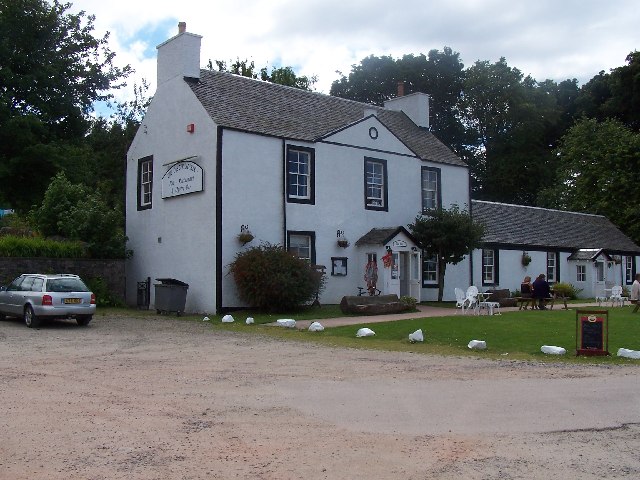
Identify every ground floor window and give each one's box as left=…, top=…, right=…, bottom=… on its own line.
left=577, top=264, right=586, bottom=282
left=422, top=253, right=438, bottom=287
left=546, top=252, right=557, bottom=283
left=287, top=231, right=315, bottom=263
left=625, top=256, right=634, bottom=284
left=482, top=249, right=498, bottom=285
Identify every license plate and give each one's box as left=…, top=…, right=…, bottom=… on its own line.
left=64, top=298, right=82, bottom=304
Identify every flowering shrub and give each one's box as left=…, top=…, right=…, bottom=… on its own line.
left=229, top=243, right=324, bottom=312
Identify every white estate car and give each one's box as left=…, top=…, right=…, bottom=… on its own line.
left=0, top=274, right=96, bottom=328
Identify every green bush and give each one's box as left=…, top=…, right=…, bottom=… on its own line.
left=29, top=172, right=129, bottom=259
left=84, top=276, right=123, bottom=307
left=0, top=235, right=86, bottom=258
left=552, top=282, right=582, bottom=299
left=229, top=243, right=325, bottom=312
left=400, top=295, right=417, bottom=309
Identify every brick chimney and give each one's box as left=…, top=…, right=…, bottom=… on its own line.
left=397, top=81, right=405, bottom=97
left=156, top=22, right=202, bottom=86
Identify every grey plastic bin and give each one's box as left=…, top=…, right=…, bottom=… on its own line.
left=154, top=278, right=189, bottom=316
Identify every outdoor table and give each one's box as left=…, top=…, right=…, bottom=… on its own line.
left=478, top=292, right=501, bottom=315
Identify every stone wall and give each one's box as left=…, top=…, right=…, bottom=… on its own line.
left=0, top=258, right=125, bottom=302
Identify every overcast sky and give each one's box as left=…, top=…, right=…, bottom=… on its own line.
left=68, top=0, right=639, bottom=106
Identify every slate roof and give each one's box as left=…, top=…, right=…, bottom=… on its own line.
left=187, top=70, right=465, bottom=167
left=472, top=200, right=640, bottom=254
left=567, top=249, right=611, bottom=261
left=355, top=227, right=418, bottom=246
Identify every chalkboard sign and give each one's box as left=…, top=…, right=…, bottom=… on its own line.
left=576, top=310, right=609, bottom=356
left=581, top=318, right=602, bottom=350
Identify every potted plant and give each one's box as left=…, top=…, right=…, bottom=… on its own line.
left=337, top=237, right=350, bottom=248
left=521, top=252, right=531, bottom=267
left=237, top=231, right=254, bottom=245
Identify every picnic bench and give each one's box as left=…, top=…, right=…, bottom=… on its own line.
left=515, top=294, right=567, bottom=310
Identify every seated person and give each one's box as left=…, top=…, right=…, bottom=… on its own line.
left=520, top=275, right=534, bottom=309
left=532, top=273, right=551, bottom=310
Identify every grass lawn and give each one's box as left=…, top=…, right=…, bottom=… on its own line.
left=99, top=304, right=640, bottom=363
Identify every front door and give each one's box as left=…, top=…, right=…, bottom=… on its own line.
left=408, top=250, right=421, bottom=302
left=400, top=252, right=409, bottom=297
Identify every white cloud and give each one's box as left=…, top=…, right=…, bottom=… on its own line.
left=69, top=0, right=640, bottom=107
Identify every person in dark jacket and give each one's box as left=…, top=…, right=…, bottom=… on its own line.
left=532, top=274, right=551, bottom=310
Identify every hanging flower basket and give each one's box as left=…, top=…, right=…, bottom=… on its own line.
left=237, top=231, right=254, bottom=245
left=337, top=238, right=350, bottom=248
left=521, top=253, right=531, bottom=266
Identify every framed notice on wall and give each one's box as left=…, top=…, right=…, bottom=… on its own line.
left=575, top=310, right=609, bottom=356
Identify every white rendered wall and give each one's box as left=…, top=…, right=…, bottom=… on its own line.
left=126, top=77, right=218, bottom=313
left=216, top=116, right=470, bottom=307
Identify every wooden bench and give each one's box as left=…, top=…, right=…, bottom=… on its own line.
left=515, top=295, right=561, bottom=310
left=339, top=294, right=409, bottom=315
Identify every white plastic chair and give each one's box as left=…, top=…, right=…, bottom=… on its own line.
left=454, top=288, right=468, bottom=314
left=609, top=286, right=627, bottom=307
left=465, top=286, right=480, bottom=315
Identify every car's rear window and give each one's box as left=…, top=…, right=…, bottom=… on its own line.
left=47, top=278, right=89, bottom=293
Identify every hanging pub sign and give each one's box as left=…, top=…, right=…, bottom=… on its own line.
left=162, top=160, right=203, bottom=198
left=575, top=310, right=609, bottom=356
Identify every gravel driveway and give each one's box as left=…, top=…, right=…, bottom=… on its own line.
left=1, top=313, right=640, bottom=479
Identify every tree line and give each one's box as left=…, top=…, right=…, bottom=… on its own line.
left=1, top=0, right=638, bottom=257
left=331, top=52, right=639, bottom=233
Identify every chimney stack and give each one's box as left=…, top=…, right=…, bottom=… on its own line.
left=384, top=90, right=430, bottom=129
left=156, top=22, right=202, bottom=85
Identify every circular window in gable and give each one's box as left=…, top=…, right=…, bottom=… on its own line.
left=369, top=127, right=379, bottom=139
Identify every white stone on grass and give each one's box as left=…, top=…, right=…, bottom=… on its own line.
left=541, top=345, right=566, bottom=355
left=245, top=317, right=254, bottom=324
left=356, top=327, right=375, bottom=337
left=467, top=340, right=487, bottom=350
left=202, top=316, right=210, bottom=322
left=276, top=318, right=296, bottom=328
left=408, top=329, right=424, bottom=343
left=617, top=348, right=640, bottom=359
left=308, top=321, right=324, bottom=332
left=221, top=314, right=234, bottom=323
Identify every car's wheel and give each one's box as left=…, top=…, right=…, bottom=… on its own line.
left=76, top=315, right=92, bottom=326
left=24, top=305, right=41, bottom=328
left=0, top=313, right=6, bottom=321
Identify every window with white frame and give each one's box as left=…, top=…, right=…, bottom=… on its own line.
left=625, top=256, right=634, bottom=284
left=137, top=156, right=153, bottom=210
left=577, top=264, right=586, bottom=282
left=364, top=157, right=388, bottom=211
left=421, top=167, right=441, bottom=212
left=546, top=252, right=556, bottom=283
left=286, top=146, right=314, bottom=203
left=422, top=253, right=438, bottom=287
left=482, top=249, right=498, bottom=285
left=287, top=231, right=315, bottom=263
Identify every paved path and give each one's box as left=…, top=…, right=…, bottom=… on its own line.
left=292, top=301, right=608, bottom=329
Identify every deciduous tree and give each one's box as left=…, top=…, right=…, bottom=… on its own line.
left=409, top=205, right=485, bottom=302
left=538, top=118, right=640, bottom=245
left=0, top=0, right=130, bottom=210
